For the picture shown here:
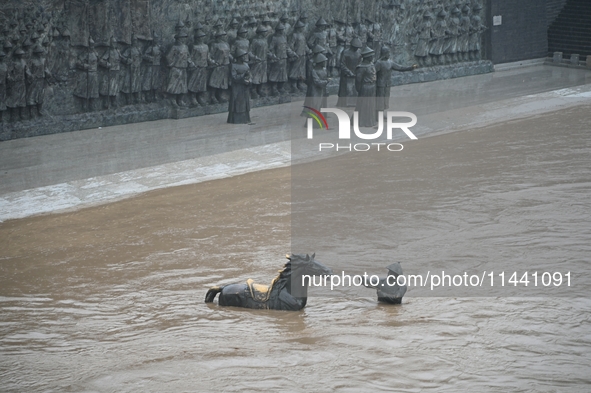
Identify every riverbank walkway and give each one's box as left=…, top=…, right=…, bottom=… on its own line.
left=1, top=63, right=590, bottom=221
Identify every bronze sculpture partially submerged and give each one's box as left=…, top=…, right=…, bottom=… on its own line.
left=205, top=253, right=333, bottom=310
left=364, top=262, right=408, bottom=304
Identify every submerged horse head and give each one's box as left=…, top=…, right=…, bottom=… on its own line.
left=283, top=253, right=333, bottom=298
left=284, top=253, right=333, bottom=277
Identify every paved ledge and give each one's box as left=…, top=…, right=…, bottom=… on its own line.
left=494, top=58, right=547, bottom=71
left=544, top=58, right=591, bottom=71
left=2, top=82, right=590, bottom=222
left=0, top=61, right=493, bottom=141
left=1, top=64, right=590, bottom=222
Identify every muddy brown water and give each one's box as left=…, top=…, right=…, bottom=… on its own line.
left=1, top=106, right=590, bottom=391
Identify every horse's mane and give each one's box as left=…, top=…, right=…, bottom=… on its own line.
left=257, top=254, right=314, bottom=301
left=265, top=254, right=315, bottom=292
left=275, top=253, right=314, bottom=279
left=276, top=259, right=292, bottom=279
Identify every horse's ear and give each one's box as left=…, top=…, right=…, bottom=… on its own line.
left=311, top=253, right=315, bottom=260
left=286, top=254, right=291, bottom=260
left=306, top=254, right=310, bottom=261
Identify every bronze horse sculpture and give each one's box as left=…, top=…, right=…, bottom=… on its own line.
left=205, top=253, right=333, bottom=310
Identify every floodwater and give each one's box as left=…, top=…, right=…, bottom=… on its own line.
left=1, top=106, right=590, bottom=392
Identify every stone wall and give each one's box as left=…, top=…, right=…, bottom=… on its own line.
left=489, top=0, right=548, bottom=64
left=547, top=0, right=567, bottom=28
left=0, top=0, right=491, bottom=140
left=548, top=0, right=591, bottom=59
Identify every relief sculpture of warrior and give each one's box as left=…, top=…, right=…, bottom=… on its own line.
left=458, top=5, right=471, bottom=62
left=267, top=23, right=296, bottom=96
left=141, top=33, right=162, bottom=103
left=326, top=19, right=338, bottom=77
left=249, top=25, right=269, bottom=99
left=334, top=19, right=347, bottom=76
left=429, top=9, right=447, bottom=66
left=231, top=25, right=248, bottom=59
left=188, top=29, right=213, bottom=107
left=279, top=13, right=291, bottom=36
left=121, top=35, right=142, bottom=105
left=209, top=30, right=231, bottom=104
left=366, top=16, right=382, bottom=61
left=414, top=11, right=434, bottom=67
left=469, top=3, right=486, bottom=61
left=99, top=37, right=123, bottom=109
left=302, top=52, right=329, bottom=119
left=74, top=37, right=99, bottom=112
left=444, top=6, right=461, bottom=64
left=165, top=29, right=193, bottom=108
left=226, top=17, right=240, bottom=47
left=308, top=18, right=331, bottom=57
left=288, top=20, right=309, bottom=93
left=31, top=47, right=51, bottom=107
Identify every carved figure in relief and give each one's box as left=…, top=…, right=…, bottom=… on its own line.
left=249, top=25, right=269, bottom=98
left=208, top=30, right=231, bottom=104
left=444, top=5, right=461, bottom=64
left=326, top=19, right=338, bottom=77
left=165, top=29, right=193, bottom=108
left=307, top=18, right=330, bottom=56
left=59, top=28, right=73, bottom=79
left=414, top=11, right=434, bottom=67
left=279, top=13, right=291, bottom=37
left=287, top=21, right=309, bottom=93
left=267, top=23, right=296, bottom=96
left=74, top=37, right=99, bottom=112
left=302, top=52, right=329, bottom=118
left=141, top=33, right=162, bottom=103
left=99, top=37, right=123, bottom=109
left=334, top=18, right=347, bottom=71
left=469, top=3, right=486, bottom=61
left=26, top=45, right=52, bottom=117
left=366, top=16, right=382, bottom=61
left=458, top=4, right=471, bottom=62
left=232, top=25, right=258, bottom=62
left=121, top=35, right=142, bottom=105
left=429, top=9, right=447, bottom=66
left=227, top=17, right=239, bottom=47
left=188, top=30, right=213, bottom=106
